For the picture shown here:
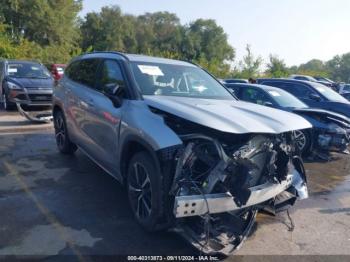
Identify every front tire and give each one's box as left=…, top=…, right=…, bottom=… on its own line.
left=127, top=151, right=165, bottom=232
left=293, top=129, right=311, bottom=156
left=54, top=110, right=77, bottom=154
left=2, top=92, right=16, bottom=111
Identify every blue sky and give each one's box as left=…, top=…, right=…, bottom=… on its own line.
left=80, top=0, right=350, bottom=67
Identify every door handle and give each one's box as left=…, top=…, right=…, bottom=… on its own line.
left=81, top=98, right=94, bottom=108
left=86, top=99, right=94, bottom=107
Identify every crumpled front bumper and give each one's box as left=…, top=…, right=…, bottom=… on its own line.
left=174, top=167, right=307, bottom=218
left=8, top=88, right=53, bottom=106
left=317, top=132, right=350, bottom=153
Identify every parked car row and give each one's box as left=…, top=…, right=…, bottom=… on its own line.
left=224, top=82, right=350, bottom=155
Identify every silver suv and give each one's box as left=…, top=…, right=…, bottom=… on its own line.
left=53, top=52, right=311, bottom=255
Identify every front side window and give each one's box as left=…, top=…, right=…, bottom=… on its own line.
left=98, top=60, right=125, bottom=92
left=266, top=89, right=307, bottom=108
left=130, top=62, right=234, bottom=100
left=7, top=62, right=51, bottom=79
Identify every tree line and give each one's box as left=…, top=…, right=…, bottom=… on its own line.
left=0, top=1, right=349, bottom=82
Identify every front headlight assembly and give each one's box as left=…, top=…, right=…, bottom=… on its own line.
left=7, top=81, right=23, bottom=90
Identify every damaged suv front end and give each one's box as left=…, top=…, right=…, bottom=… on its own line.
left=54, top=52, right=312, bottom=256
left=144, top=97, right=310, bottom=255
left=126, top=56, right=312, bottom=255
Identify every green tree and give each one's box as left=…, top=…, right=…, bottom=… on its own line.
left=136, top=11, right=182, bottom=55
left=266, top=54, right=289, bottom=77
left=0, top=0, right=82, bottom=63
left=80, top=6, right=137, bottom=52
left=238, top=45, right=262, bottom=78
left=182, top=19, right=234, bottom=63
left=1, top=0, right=82, bottom=45
left=326, top=53, right=350, bottom=82
left=298, top=59, right=326, bottom=72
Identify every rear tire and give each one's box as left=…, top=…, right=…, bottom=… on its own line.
left=127, top=151, right=166, bottom=232
left=54, top=110, right=77, bottom=154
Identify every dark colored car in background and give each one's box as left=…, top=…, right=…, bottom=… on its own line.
left=339, top=84, right=350, bottom=94
left=313, top=76, right=339, bottom=90
left=50, top=64, right=66, bottom=81
left=341, top=92, right=350, bottom=101
left=257, top=78, right=350, bottom=118
left=223, top=78, right=249, bottom=84
left=225, top=83, right=350, bottom=155
left=0, top=59, right=54, bottom=110
left=289, top=74, right=334, bottom=88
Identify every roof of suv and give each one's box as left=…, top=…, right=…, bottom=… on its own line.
left=77, top=51, right=195, bottom=67
left=227, top=83, right=283, bottom=91
left=258, top=78, right=313, bottom=85
left=1, top=59, right=41, bottom=64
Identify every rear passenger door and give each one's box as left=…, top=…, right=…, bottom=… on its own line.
left=64, top=59, right=101, bottom=147
left=82, top=59, right=125, bottom=177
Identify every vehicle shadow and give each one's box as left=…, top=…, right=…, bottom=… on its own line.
left=0, top=132, right=197, bottom=256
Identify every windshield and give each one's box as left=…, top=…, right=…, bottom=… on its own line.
left=267, top=88, right=308, bottom=108
left=311, top=83, right=349, bottom=103
left=130, top=61, right=234, bottom=100
left=56, top=66, right=66, bottom=74
left=7, top=62, right=51, bottom=79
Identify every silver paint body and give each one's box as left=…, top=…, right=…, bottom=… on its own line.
left=53, top=52, right=312, bottom=183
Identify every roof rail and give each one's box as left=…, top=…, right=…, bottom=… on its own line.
left=80, top=51, right=130, bottom=61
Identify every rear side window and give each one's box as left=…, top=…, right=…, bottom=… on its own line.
left=65, top=59, right=100, bottom=88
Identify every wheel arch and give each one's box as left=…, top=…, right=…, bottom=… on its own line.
left=119, top=135, right=161, bottom=182
left=52, top=104, right=63, bottom=117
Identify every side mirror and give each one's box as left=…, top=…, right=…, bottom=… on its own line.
left=263, top=101, right=274, bottom=107
left=309, top=93, right=321, bottom=101
left=104, top=83, right=123, bottom=108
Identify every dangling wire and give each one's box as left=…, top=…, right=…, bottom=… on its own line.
left=286, top=209, right=295, bottom=232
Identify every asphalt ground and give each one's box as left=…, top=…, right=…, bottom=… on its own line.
left=0, top=110, right=349, bottom=261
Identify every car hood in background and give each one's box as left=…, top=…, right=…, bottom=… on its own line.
left=144, top=96, right=312, bottom=134
left=293, top=107, right=350, bottom=124
left=316, top=101, right=350, bottom=118
left=6, top=76, right=54, bottom=89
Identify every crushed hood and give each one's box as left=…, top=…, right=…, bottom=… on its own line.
left=144, top=96, right=312, bottom=134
